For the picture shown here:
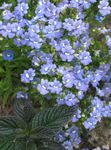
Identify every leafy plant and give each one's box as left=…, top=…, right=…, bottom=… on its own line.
left=0, top=100, right=75, bottom=150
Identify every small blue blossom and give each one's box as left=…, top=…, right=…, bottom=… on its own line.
left=77, top=91, right=84, bottom=100
left=40, top=63, right=56, bottom=75
left=55, top=130, right=66, bottom=143
left=72, top=109, right=81, bottom=122
left=3, top=50, right=14, bottom=61
left=77, top=51, right=92, bottom=65
left=62, top=72, right=75, bottom=88
left=98, top=0, right=111, bottom=16
left=83, top=117, right=98, bottom=130
left=16, top=91, right=28, bottom=99
left=14, top=2, right=29, bottom=19
left=68, top=126, right=81, bottom=145
left=63, top=141, right=73, bottom=150
left=95, top=15, right=104, bottom=22
left=37, top=79, right=50, bottom=95
left=64, top=93, right=78, bottom=106
left=56, top=97, right=65, bottom=105
left=49, top=79, right=62, bottom=94
left=21, top=68, right=35, bottom=83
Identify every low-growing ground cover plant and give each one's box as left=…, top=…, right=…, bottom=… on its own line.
left=0, top=100, right=75, bottom=150
left=0, top=0, right=111, bottom=149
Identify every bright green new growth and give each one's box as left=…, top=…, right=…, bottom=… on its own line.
left=0, top=100, right=75, bottom=150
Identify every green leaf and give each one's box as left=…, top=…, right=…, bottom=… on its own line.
left=0, top=136, right=15, bottom=150
left=13, top=100, right=35, bottom=123
left=30, top=126, right=55, bottom=139
left=37, top=140, right=65, bottom=150
left=26, top=143, right=37, bottom=150
left=0, top=116, right=18, bottom=135
left=32, top=106, right=75, bottom=132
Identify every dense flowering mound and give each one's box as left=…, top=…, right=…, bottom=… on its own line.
left=0, top=0, right=111, bottom=149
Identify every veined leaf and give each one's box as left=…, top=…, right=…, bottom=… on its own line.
left=37, top=140, right=65, bottom=150
left=32, top=106, right=75, bottom=132
left=30, top=126, right=55, bottom=139
left=13, top=100, right=35, bottom=127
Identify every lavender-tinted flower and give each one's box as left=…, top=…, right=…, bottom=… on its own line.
left=73, top=65, right=84, bottom=80
left=28, top=24, right=40, bottom=35
left=22, top=32, right=43, bottom=49
left=0, top=2, right=12, bottom=9
left=14, top=3, right=29, bottom=19
left=35, top=5, right=45, bottom=20
left=91, top=64, right=109, bottom=87
left=68, top=20, right=89, bottom=37
left=62, top=72, right=75, bottom=88
left=57, top=66, right=66, bottom=75
left=72, top=109, right=81, bottom=122
left=64, top=93, right=78, bottom=106
left=102, top=83, right=111, bottom=97
left=83, top=117, right=98, bottom=130
left=96, top=87, right=105, bottom=97
left=102, top=102, right=111, bottom=117
left=77, top=91, right=84, bottom=100
left=80, top=36, right=91, bottom=50
left=32, top=56, right=40, bottom=66
left=43, top=21, right=63, bottom=39
left=102, top=71, right=111, bottom=82
left=44, top=1, right=60, bottom=19
left=55, top=39, right=70, bottom=51
left=40, top=53, right=53, bottom=63
left=74, top=79, right=89, bottom=92
left=68, top=126, right=81, bottom=145
left=21, top=68, right=35, bottom=83
left=83, top=97, right=104, bottom=130
left=98, top=0, right=111, bottom=16
left=59, top=46, right=75, bottom=62
left=63, top=141, right=73, bottom=150
left=37, top=79, right=50, bottom=95
left=1, top=23, right=15, bottom=38
left=85, top=71, right=94, bottom=83
left=40, top=63, right=56, bottom=75
left=106, top=36, right=111, bottom=48
left=16, top=91, right=28, bottom=99
left=17, top=0, right=27, bottom=3
left=11, top=23, right=24, bottom=36
left=56, top=97, right=65, bottom=105
left=13, top=38, right=23, bottom=47
left=49, top=79, right=62, bottom=94
left=77, top=51, right=92, bottom=65
left=2, top=10, right=14, bottom=20
left=63, top=18, right=75, bottom=31
left=55, top=130, right=66, bottom=143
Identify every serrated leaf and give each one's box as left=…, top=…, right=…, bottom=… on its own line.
left=30, top=126, right=55, bottom=139
left=32, top=106, right=75, bottom=132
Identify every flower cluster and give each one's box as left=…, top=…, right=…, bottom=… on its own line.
left=1, top=0, right=111, bottom=149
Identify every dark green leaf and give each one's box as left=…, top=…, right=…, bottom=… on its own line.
left=13, top=100, right=35, bottom=124
left=32, top=106, right=75, bottom=132
left=37, top=141, right=65, bottom=150
left=30, top=126, right=55, bottom=139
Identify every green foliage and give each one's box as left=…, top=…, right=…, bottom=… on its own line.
left=0, top=100, right=75, bottom=150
